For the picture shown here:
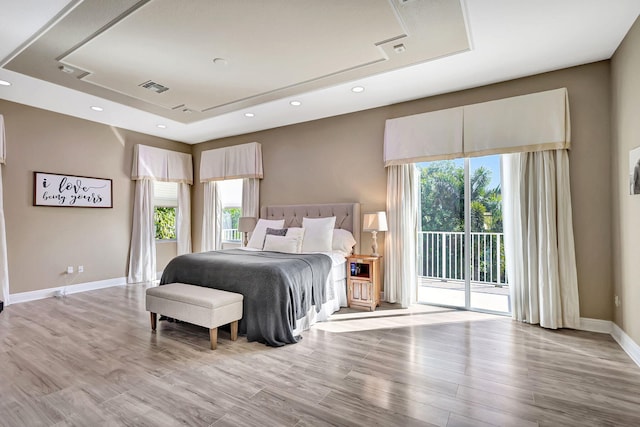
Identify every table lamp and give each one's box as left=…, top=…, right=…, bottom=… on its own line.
left=238, top=217, right=257, bottom=246
left=363, top=212, right=388, bottom=257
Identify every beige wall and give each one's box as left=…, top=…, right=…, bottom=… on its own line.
left=611, top=16, right=640, bottom=344
left=192, top=61, right=613, bottom=321
left=1, top=100, right=189, bottom=294
left=0, top=61, right=616, bottom=322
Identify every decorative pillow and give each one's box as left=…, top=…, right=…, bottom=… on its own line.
left=332, top=229, right=357, bottom=255
left=263, top=235, right=299, bottom=253
left=301, top=216, right=336, bottom=252
left=266, top=227, right=288, bottom=237
left=285, top=227, right=305, bottom=253
left=247, top=219, right=285, bottom=249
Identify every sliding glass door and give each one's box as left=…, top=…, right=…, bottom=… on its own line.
left=416, top=158, right=466, bottom=308
left=417, top=156, right=510, bottom=314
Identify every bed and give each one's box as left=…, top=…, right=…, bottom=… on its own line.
left=160, top=202, right=360, bottom=346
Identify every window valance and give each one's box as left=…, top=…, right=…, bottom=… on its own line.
left=200, top=142, right=263, bottom=182
left=384, top=107, right=463, bottom=166
left=0, top=114, right=6, bottom=164
left=131, top=144, right=193, bottom=184
left=384, top=88, right=570, bottom=166
left=463, top=88, right=570, bottom=157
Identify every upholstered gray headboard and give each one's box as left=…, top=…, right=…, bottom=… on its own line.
left=260, top=203, right=361, bottom=254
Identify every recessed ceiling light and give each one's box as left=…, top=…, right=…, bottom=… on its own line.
left=156, top=124, right=167, bottom=129
left=290, top=100, right=301, bottom=106
left=90, top=106, right=103, bottom=112
left=351, top=86, right=365, bottom=93
left=0, top=80, right=11, bottom=86
left=244, top=112, right=255, bottom=118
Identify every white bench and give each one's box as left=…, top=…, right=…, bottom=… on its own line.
left=145, top=283, right=243, bottom=350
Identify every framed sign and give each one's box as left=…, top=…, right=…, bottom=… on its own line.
left=34, top=172, right=112, bottom=208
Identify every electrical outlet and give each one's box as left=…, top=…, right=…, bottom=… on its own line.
left=614, top=295, right=620, bottom=307
left=66, top=266, right=74, bottom=274
left=78, top=265, right=84, bottom=273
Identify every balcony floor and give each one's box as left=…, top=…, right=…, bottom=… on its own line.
left=418, top=277, right=511, bottom=313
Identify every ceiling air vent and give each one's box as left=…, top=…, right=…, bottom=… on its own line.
left=139, top=80, right=169, bottom=94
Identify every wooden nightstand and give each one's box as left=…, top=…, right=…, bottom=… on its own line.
left=347, top=255, right=381, bottom=311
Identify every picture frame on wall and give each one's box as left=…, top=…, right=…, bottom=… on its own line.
left=33, top=172, right=113, bottom=208
left=630, top=147, right=640, bottom=195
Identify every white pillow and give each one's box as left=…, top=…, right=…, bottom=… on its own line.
left=301, top=216, right=336, bottom=252
left=332, top=229, right=357, bottom=255
left=263, top=235, right=299, bottom=253
left=285, top=227, right=305, bottom=253
left=247, top=219, right=285, bottom=249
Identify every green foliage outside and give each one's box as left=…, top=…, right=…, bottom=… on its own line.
left=419, top=160, right=505, bottom=283
left=419, top=161, right=502, bottom=233
left=224, top=207, right=241, bottom=230
left=155, top=206, right=176, bottom=240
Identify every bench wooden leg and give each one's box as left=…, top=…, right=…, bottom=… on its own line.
left=230, top=320, right=238, bottom=341
left=150, top=312, right=157, bottom=331
left=209, top=327, right=218, bottom=350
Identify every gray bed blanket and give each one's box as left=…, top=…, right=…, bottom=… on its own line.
left=160, top=249, right=332, bottom=347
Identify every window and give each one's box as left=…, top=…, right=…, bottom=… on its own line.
left=217, top=179, right=243, bottom=242
left=154, top=181, right=177, bottom=241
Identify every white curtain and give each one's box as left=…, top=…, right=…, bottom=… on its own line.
left=242, top=178, right=259, bottom=218
left=0, top=115, right=10, bottom=305
left=0, top=166, right=9, bottom=305
left=127, top=179, right=156, bottom=283
left=502, top=149, right=580, bottom=329
left=384, top=164, right=419, bottom=308
left=201, top=181, right=222, bottom=252
left=176, top=183, right=191, bottom=255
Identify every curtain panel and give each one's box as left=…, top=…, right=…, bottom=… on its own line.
left=384, top=164, right=419, bottom=308
left=127, top=179, right=156, bottom=283
left=242, top=178, right=260, bottom=218
left=176, top=183, right=191, bottom=255
left=0, top=114, right=5, bottom=164
left=384, top=88, right=570, bottom=166
left=0, top=115, right=9, bottom=305
left=502, top=150, right=580, bottom=329
left=200, top=142, right=263, bottom=182
left=201, top=181, right=222, bottom=251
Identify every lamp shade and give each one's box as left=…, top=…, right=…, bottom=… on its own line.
left=363, top=212, right=388, bottom=232
left=238, top=217, right=257, bottom=232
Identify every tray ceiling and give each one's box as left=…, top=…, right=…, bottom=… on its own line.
left=1, top=1, right=639, bottom=144
left=5, top=0, right=469, bottom=123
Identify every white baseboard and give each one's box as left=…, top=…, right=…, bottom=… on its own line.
left=578, top=317, right=640, bottom=368
left=578, top=317, right=613, bottom=334
left=611, top=322, right=640, bottom=367
left=9, top=276, right=127, bottom=304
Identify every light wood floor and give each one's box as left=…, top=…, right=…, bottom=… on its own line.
left=1, top=284, right=639, bottom=427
